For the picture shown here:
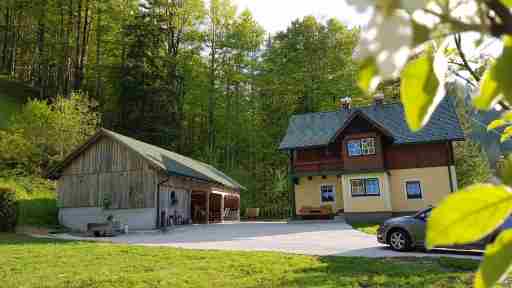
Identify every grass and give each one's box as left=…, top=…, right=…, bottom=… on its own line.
left=0, top=74, right=38, bottom=129
left=0, top=176, right=58, bottom=227
left=0, top=233, right=480, bottom=288
left=350, top=221, right=382, bottom=235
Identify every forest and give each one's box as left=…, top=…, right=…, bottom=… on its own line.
left=0, top=0, right=368, bottom=210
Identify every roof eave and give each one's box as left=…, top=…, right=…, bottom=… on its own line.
left=328, top=110, right=395, bottom=143
left=47, top=129, right=107, bottom=180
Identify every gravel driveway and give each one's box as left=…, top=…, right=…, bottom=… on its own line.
left=55, top=222, right=481, bottom=259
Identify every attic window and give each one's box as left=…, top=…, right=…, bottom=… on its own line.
left=347, top=138, right=376, bottom=156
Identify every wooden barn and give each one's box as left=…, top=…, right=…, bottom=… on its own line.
left=49, top=129, right=242, bottom=231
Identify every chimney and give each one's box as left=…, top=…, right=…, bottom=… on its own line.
left=374, top=92, right=385, bottom=106
left=340, top=97, right=352, bottom=110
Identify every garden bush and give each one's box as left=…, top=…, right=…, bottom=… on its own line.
left=0, top=185, right=17, bottom=232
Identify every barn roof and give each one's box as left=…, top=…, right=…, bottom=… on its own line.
left=50, top=129, right=244, bottom=190
left=279, top=97, right=465, bottom=150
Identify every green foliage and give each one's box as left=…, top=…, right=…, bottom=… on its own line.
left=0, top=234, right=480, bottom=288
left=475, top=37, right=512, bottom=110
left=1, top=0, right=363, bottom=211
left=0, top=76, right=39, bottom=129
left=488, top=119, right=508, bottom=131
left=350, top=1, right=512, bottom=285
left=488, top=111, right=512, bottom=143
left=411, top=20, right=431, bottom=46
left=454, top=140, right=493, bottom=188
left=2, top=93, right=99, bottom=174
left=475, top=230, right=512, bottom=288
left=427, top=184, right=512, bottom=249
left=450, top=87, right=493, bottom=188
left=498, top=156, right=512, bottom=187
left=0, top=177, right=57, bottom=227
left=0, top=185, right=17, bottom=232
left=358, top=57, right=379, bottom=93
left=400, top=51, right=439, bottom=132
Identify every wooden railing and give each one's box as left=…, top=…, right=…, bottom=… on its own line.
left=294, top=159, right=344, bottom=173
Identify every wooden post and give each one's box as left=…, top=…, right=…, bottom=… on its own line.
left=206, top=190, right=210, bottom=224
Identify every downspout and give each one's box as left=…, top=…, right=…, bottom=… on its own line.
left=447, top=142, right=455, bottom=193
left=156, top=176, right=170, bottom=228
left=447, top=166, right=454, bottom=193
left=289, top=150, right=296, bottom=219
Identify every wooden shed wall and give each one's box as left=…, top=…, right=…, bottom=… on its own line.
left=57, top=136, right=158, bottom=209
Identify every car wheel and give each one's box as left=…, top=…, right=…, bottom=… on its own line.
left=388, top=229, right=411, bottom=252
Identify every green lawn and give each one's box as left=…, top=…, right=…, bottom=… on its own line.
left=0, top=233, right=480, bottom=288
left=0, top=176, right=58, bottom=227
left=350, top=222, right=382, bottom=235
left=0, top=75, right=38, bottom=129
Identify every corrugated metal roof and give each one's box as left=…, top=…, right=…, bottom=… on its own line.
left=279, top=97, right=465, bottom=150
left=103, top=129, right=244, bottom=190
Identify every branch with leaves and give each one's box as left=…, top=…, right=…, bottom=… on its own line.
left=347, top=0, right=512, bottom=287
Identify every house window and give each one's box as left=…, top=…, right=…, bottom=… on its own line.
left=321, top=184, right=335, bottom=203
left=347, top=140, right=362, bottom=156
left=347, top=138, right=376, bottom=156
left=361, top=138, right=376, bottom=155
left=351, top=178, right=380, bottom=197
left=406, top=181, right=422, bottom=199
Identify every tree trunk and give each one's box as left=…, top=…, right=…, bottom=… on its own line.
left=37, top=4, right=48, bottom=99
left=0, top=8, right=9, bottom=72
left=77, top=0, right=90, bottom=91
left=95, top=1, right=102, bottom=99
left=208, top=9, right=217, bottom=163
left=72, top=0, right=82, bottom=91
left=10, top=12, right=16, bottom=79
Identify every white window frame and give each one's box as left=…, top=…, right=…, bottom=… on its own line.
left=347, top=137, right=376, bottom=157
left=361, top=138, right=376, bottom=155
left=403, top=179, right=423, bottom=200
left=320, top=184, right=336, bottom=204
left=347, top=140, right=362, bottom=156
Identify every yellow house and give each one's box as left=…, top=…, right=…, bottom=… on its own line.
left=279, top=97, right=463, bottom=222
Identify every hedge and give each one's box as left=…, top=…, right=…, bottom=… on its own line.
left=0, top=185, right=17, bottom=232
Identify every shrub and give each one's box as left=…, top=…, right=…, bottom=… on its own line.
left=0, top=185, right=17, bottom=232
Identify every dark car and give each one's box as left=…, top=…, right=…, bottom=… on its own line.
left=377, top=207, right=508, bottom=251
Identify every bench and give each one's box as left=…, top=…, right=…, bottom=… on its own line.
left=299, top=206, right=333, bottom=220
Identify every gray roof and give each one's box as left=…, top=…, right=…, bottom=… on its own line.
left=52, top=129, right=244, bottom=190
left=279, top=97, right=465, bottom=150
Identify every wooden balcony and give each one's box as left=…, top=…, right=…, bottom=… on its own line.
left=294, top=159, right=344, bottom=173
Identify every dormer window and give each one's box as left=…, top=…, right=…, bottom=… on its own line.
left=347, top=137, right=376, bottom=157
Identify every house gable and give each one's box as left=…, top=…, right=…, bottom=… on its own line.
left=57, top=134, right=158, bottom=209
left=50, top=129, right=243, bottom=191
left=331, top=111, right=394, bottom=142
left=279, top=97, right=464, bottom=151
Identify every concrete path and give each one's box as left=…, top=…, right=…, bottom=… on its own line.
left=53, top=222, right=481, bottom=259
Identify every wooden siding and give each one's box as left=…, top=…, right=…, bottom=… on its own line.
left=384, top=142, right=453, bottom=169
left=159, top=185, right=192, bottom=224
left=341, top=132, right=384, bottom=171
left=292, top=139, right=453, bottom=173
left=57, top=137, right=157, bottom=209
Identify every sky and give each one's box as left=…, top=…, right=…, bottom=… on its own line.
left=231, top=0, right=372, bottom=33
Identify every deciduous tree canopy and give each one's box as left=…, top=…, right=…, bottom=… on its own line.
left=0, top=0, right=361, bottom=210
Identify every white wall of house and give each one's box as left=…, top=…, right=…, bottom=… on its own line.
left=59, top=208, right=157, bottom=232
left=341, top=172, right=392, bottom=213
